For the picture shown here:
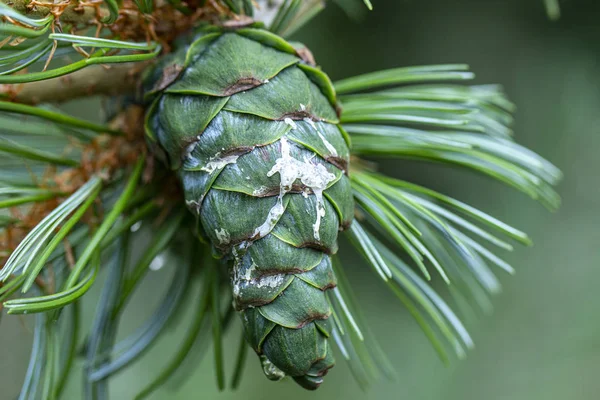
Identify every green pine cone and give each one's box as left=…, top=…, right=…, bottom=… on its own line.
left=143, top=26, right=354, bottom=390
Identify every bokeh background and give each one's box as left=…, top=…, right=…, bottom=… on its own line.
left=2, top=0, right=600, bottom=399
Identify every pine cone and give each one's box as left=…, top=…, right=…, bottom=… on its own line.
left=144, top=26, right=354, bottom=389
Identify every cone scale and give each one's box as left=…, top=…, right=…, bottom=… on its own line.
left=144, top=26, right=354, bottom=389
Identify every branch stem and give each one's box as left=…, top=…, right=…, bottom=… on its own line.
left=3, top=0, right=107, bottom=24
left=0, top=62, right=147, bottom=104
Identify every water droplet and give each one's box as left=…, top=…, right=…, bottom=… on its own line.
left=149, top=254, right=166, bottom=271
left=130, top=221, right=143, bottom=233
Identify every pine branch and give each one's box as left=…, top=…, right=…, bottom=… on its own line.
left=0, top=1, right=567, bottom=396
left=2, top=0, right=106, bottom=24
left=2, top=62, right=146, bottom=104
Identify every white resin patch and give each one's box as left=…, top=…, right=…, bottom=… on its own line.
left=252, top=198, right=286, bottom=239
left=250, top=271, right=285, bottom=291
left=304, top=118, right=338, bottom=157
left=230, top=242, right=249, bottom=299
left=252, top=186, right=270, bottom=196
left=215, top=228, right=230, bottom=245
left=312, top=190, right=327, bottom=241
left=231, top=255, right=285, bottom=301
left=254, top=137, right=336, bottom=241
left=201, top=153, right=239, bottom=174
left=284, top=118, right=297, bottom=130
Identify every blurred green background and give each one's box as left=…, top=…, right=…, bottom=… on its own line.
left=2, top=0, right=600, bottom=399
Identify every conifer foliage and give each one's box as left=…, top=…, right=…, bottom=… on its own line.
left=0, top=0, right=561, bottom=398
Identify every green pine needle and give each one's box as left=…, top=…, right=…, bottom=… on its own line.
left=0, top=0, right=564, bottom=396
left=4, top=251, right=99, bottom=314
left=0, top=177, right=102, bottom=281
left=231, top=330, right=249, bottom=389
left=211, top=265, right=226, bottom=391
left=88, top=243, right=191, bottom=382
left=134, top=268, right=211, bottom=400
